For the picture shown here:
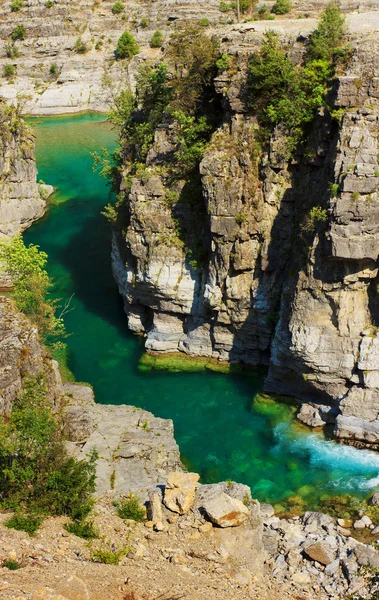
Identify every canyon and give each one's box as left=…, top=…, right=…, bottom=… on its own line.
left=3, top=1, right=379, bottom=598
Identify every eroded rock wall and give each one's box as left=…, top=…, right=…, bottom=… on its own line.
left=0, top=101, right=52, bottom=240
left=113, top=32, right=379, bottom=447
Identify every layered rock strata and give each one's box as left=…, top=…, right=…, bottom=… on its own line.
left=112, top=31, right=379, bottom=447
left=1, top=0, right=378, bottom=115
left=0, top=101, right=52, bottom=240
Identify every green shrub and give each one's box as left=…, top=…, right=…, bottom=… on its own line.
left=219, top=2, right=235, bottom=12
left=306, top=2, right=346, bottom=62
left=150, top=30, right=164, bottom=48
left=74, top=38, right=88, bottom=54
left=240, top=0, right=254, bottom=12
left=198, top=18, right=210, bottom=27
left=3, top=64, right=16, bottom=78
left=11, top=25, right=25, bottom=41
left=92, top=547, right=128, bottom=564
left=140, top=17, right=149, bottom=28
left=172, top=110, right=212, bottom=174
left=4, top=513, right=44, bottom=536
left=271, top=0, right=291, bottom=14
left=112, top=1, right=124, bottom=14
left=216, top=53, right=230, bottom=70
left=2, top=559, right=22, bottom=570
left=0, top=236, right=65, bottom=342
left=302, top=206, right=328, bottom=232
left=330, top=183, right=339, bottom=197
left=45, top=0, right=54, bottom=7
left=50, top=62, right=57, bottom=76
left=6, top=42, right=20, bottom=59
left=116, top=31, right=139, bottom=59
left=10, top=0, right=23, bottom=11
left=258, top=4, right=268, bottom=14
left=64, top=519, right=99, bottom=540
left=114, top=493, right=146, bottom=522
left=0, top=377, right=97, bottom=519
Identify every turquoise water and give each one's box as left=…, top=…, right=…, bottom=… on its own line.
left=24, top=113, right=379, bottom=510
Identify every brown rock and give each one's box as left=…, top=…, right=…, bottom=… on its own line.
left=304, top=542, right=335, bottom=566
left=55, top=576, right=89, bottom=600
left=163, top=472, right=200, bottom=515
left=202, top=493, right=250, bottom=528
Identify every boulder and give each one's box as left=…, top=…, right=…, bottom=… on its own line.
left=371, top=493, right=379, bottom=505
left=202, top=492, right=250, bottom=528
left=163, top=472, right=200, bottom=515
left=353, top=544, right=379, bottom=569
left=55, top=576, right=90, bottom=600
left=147, top=487, right=164, bottom=523
left=304, top=542, right=335, bottom=565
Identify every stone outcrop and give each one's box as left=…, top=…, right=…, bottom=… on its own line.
left=0, top=296, right=59, bottom=416
left=112, top=26, right=379, bottom=448
left=0, top=100, right=53, bottom=242
left=61, top=383, right=182, bottom=499
left=163, top=471, right=200, bottom=514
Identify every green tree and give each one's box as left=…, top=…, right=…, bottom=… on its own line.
left=0, top=377, right=97, bottom=518
left=112, top=1, right=124, bottom=14
left=271, top=0, right=291, bottom=14
left=116, top=30, right=140, bottom=59
left=0, top=235, right=65, bottom=342
left=167, top=23, right=219, bottom=112
left=306, top=2, right=346, bottom=62
left=11, top=25, right=25, bottom=41
left=150, top=30, right=164, bottom=48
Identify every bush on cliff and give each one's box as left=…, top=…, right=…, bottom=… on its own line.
left=248, top=2, right=347, bottom=152
left=150, top=30, right=164, bottom=48
left=271, top=0, right=291, bottom=14
left=116, top=30, right=140, bottom=59
left=0, top=235, right=66, bottom=344
left=0, top=377, right=97, bottom=527
left=167, top=23, right=220, bottom=112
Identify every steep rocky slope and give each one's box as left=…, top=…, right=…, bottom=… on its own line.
left=0, top=100, right=52, bottom=241
left=3, top=300, right=379, bottom=600
left=112, top=24, right=379, bottom=448
left=1, top=0, right=378, bottom=114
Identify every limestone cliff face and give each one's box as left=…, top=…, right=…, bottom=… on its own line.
left=113, top=32, right=379, bottom=447
left=266, top=36, right=379, bottom=447
left=0, top=101, right=52, bottom=240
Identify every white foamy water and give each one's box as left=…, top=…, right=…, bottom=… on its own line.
left=272, top=422, right=379, bottom=492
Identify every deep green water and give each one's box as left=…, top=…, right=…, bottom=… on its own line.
left=24, top=113, right=379, bottom=511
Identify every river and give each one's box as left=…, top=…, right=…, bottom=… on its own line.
left=24, top=112, right=379, bottom=513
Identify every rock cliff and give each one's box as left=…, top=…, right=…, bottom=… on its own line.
left=112, top=26, right=379, bottom=447
left=0, top=100, right=52, bottom=241
left=1, top=0, right=378, bottom=115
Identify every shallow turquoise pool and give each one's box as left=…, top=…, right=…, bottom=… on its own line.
left=24, top=112, right=379, bottom=511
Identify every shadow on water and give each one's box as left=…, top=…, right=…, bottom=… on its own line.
left=22, top=113, right=379, bottom=511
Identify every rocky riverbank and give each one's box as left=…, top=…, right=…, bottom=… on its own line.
left=2, top=292, right=379, bottom=599
left=0, top=100, right=53, bottom=245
